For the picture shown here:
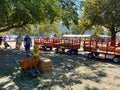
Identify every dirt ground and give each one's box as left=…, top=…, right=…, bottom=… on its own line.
left=0, top=40, right=120, bottom=90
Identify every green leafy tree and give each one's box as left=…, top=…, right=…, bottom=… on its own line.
left=55, top=0, right=79, bottom=29
left=34, top=22, right=62, bottom=37
left=0, top=0, right=79, bottom=33
left=13, top=22, right=62, bottom=36
left=92, top=25, right=104, bottom=35
left=81, top=0, right=120, bottom=41
left=71, top=21, right=92, bottom=34
left=13, top=24, right=34, bottom=35
left=71, top=21, right=104, bottom=35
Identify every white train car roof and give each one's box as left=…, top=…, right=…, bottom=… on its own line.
left=63, top=34, right=110, bottom=38
left=62, top=34, right=91, bottom=38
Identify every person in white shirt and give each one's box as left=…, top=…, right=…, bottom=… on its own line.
left=16, top=35, right=23, bottom=49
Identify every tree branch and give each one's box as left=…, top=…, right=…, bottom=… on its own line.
left=0, top=23, right=27, bottom=32
left=115, top=28, right=120, bottom=33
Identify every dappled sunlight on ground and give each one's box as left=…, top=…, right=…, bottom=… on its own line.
left=0, top=42, right=120, bottom=90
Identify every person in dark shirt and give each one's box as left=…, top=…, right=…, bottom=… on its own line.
left=0, top=36, right=2, bottom=45
left=24, top=35, right=32, bottom=54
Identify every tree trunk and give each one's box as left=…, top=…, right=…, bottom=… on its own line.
left=110, top=24, right=116, bottom=46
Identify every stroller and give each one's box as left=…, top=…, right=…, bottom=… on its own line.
left=4, top=41, right=11, bottom=49
left=3, top=37, right=11, bottom=49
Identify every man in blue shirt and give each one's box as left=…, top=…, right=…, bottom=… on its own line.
left=24, top=35, right=32, bottom=54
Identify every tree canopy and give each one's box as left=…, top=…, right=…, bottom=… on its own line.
left=13, top=22, right=62, bottom=37
left=71, top=21, right=105, bottom=35
left=81, top=0, right=120, bottom=40
left=0, top=0, right=78, bottom=33
left=34, top=22, right=62, bottom=36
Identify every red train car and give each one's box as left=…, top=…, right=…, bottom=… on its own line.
left=83, top=39, right=120, bottom=63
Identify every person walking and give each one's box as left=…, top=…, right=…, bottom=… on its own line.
left=16, top=35, right=23, bottom=49
left=24, top=35, right=32, bottom=55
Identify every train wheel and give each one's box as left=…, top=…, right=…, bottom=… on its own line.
left=112, top=56, right=119, bottom=63
left=74, top=49, right=78, bottom=54
left=87, top=53, right=94, bottom=59
left=62, top=48, right=65, bottom=52
left=42, top=46, right=46, bottom=51
left=49, top=47, right=52, bottom=51
left=55, top=48, right=59, bottom=53
left=67, top=50, right=72, bottom=55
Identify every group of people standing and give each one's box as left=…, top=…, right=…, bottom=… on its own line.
left=0, top=35, right=32, bottom=52
left=16, top=35, right=32, bottom=54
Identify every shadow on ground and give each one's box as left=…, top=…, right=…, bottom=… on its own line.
left=0, top=49, right=119, bottom=90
